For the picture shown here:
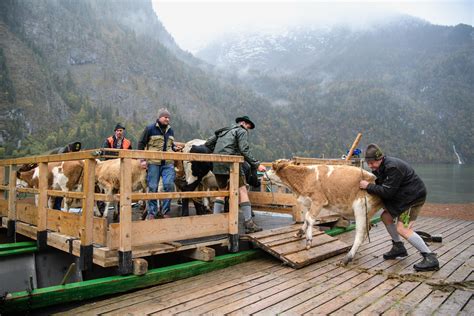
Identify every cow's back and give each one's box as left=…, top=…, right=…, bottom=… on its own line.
left=310, top=165, right=376, bottom=210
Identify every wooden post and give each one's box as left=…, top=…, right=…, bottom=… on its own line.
left=228, top=162, right=239, bottom=252
left=346, top=133, right=362, bottom=161
left=37, top=162, right=48, bottom=250
left=7, top=164, right=17, bottom=238
left=118, top=158, right=133, bottom=275
left=0, top=166, right=5, bottom=200
left=79, top=158, right=96, bottom=271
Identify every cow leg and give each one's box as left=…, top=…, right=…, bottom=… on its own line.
left=294, top=196, right=311, bottom=239
left=304, top=207, right=319, bottom=249
left=343, top=198, right=368, bottom=265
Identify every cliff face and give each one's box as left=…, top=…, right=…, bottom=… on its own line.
left=0, top=0, right=274, bottom=156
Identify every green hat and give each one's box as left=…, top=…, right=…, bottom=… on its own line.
left=235, top=116, right=255, bottom=129
left=365, top=143, right=384, bottom=161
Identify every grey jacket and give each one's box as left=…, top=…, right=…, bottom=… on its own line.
left=205, top=124, right=260, bottom=175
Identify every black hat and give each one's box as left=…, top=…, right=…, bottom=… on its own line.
left=235, top=116, right=255, bottom=129
left=114, top=123, right=125, bottom=131
left=365, top=143, right=384, bottom=161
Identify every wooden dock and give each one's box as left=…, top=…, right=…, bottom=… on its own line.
left=57, top=215, right=473, bottom=315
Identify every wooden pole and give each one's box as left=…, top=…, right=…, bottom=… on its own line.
left=118, top=157, right=133, bottom=275
left=228, top=162, right=240, bottom=252
left=346, top=133, right=362, bottom=161
left=36, top=162, right=48, bottom=249
left=80, top=158, right=96, bottom=270
left=7, top=164, right=17, bottom=238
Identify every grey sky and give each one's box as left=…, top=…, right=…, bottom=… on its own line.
left=152, top=0, right=474, bottom=53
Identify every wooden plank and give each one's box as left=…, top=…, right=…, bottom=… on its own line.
left=16, top=187, right=39, bottom=194
left=81, top=158, right=96, bottom=247
left=228, top=162, right=239, bottom=235
left=0, top=198, right=8, bottom=216
left=0, top=150, right=242, bottom=167
left=66, top=258, right=278, bottom=315
left=47, top=208, right=107, bottom=245
left=181, top=247, right=215, bottom=262
left=248, top=192, right=296, bottom=206
left=284, top=239, right=351, bottom=268
left=293, top=156, right=351, bottom=165
left=37, top=162, right=48, bottom=231
left=15, top=201, right=37, bottom=225
left=107, top=214, right=229, bottom=249
left=119, top=158, right=132, bottom=253
left=129, top=190, right=229, bottom=201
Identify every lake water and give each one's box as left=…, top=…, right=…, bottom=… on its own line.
left=413, top=164, right=474, bottom=204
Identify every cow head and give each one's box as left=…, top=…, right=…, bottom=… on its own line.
left=265, top=159, right=294, bottom=188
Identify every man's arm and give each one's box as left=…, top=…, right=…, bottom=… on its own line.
left=236, top=129, right=260, bottom=168
left=204, top=134, right=218, bottom=152
left=137, top=127, right=149, bottom=150
left=103, top=138, right=111, bottom=148
left=366, top=167, right=404, bottom=199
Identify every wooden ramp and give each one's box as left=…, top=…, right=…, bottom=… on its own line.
left=246, top=224, right=351, bottom=268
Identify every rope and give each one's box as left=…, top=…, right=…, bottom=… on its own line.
left=263, top=170, right=276, bottom=205
left=360, top=160, right=371, bottom=243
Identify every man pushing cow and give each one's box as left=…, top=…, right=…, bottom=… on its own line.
left=359, top=143, right=439, bottom=272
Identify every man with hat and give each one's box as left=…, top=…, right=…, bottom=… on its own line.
left=103, top=123, right=132, bottom=150
left=205, top=116, right=267, bottom=233
left=359, top=143, right=439, bottom=271
left=138, top=108, right=182, bottom=219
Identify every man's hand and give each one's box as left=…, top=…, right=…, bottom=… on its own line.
left=257, top=164, right=267, bottom=172
left=140, top=160, right=147, bottom=169
left=359, top=180, right=369, bottom=189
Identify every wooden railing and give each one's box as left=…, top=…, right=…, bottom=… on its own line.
left=0, top=149, right=242, bottom=274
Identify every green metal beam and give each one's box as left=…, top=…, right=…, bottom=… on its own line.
left=0, top=241, right=36, bottom=251
left=0, top=249, right=263, bottom=313
left=325, top=216, right=381, bottom=236
left=0, top=246, right=37, bottom=257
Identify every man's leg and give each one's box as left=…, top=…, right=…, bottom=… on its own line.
left=146, top=164, right=160, bottom=219
left=239, top=185, right=262, bottom=233
left=396, top=204, right=439, bottom=271
left=381, top=210, right=408, bottom=259
left=161, top=164, right=175, bottom=216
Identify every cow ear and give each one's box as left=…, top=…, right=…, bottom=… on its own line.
left=272, top=159, right=288, bottom=172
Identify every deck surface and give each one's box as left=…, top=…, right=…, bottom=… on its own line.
left=56, top=216, right=473, bottom=315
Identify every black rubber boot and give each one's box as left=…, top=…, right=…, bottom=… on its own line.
left=414, top=252, right=440, bottom=272
left=383, top=241, right=408, bottom=260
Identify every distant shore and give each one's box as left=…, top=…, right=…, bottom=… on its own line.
left=421, top=203, right=474, bottom=221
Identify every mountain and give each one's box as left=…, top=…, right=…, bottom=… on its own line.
left=197, top=17, right=474, bottom=163
left=0, top=0, right=279, bottom=159
left=0, top=1, right=472, bottom=163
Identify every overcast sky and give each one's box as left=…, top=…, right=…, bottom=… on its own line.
left=152, top=0, right=474, bottom=53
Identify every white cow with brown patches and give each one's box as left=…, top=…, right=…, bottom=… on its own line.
left=266, top=159, right=384, bottom=265
left=16, top=161, right=84, bottom=210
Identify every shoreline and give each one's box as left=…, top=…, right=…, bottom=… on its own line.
left=421, top=202, right=474, bottom=221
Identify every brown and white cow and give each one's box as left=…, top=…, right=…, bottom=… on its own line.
left=266, top=159, right=384, bottom=265
left=16, top=161, right=84, bottom=211
left=94, top=158, right=147, bottom=218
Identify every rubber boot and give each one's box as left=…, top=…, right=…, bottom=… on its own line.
left=244, top=219, right=263, bottom=234
left=383, top=240, right=408, bottom=260
left=414, top=252, right=440, bottom=272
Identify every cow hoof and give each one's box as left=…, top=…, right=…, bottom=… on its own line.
left=342, top=255, right=353, bottom=266
left=306, top=240, right=312, bottom=249
left=295, top=229, right=304, bottom=238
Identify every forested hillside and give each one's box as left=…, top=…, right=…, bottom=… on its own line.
left=0, top=0, right=279, bottom=159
